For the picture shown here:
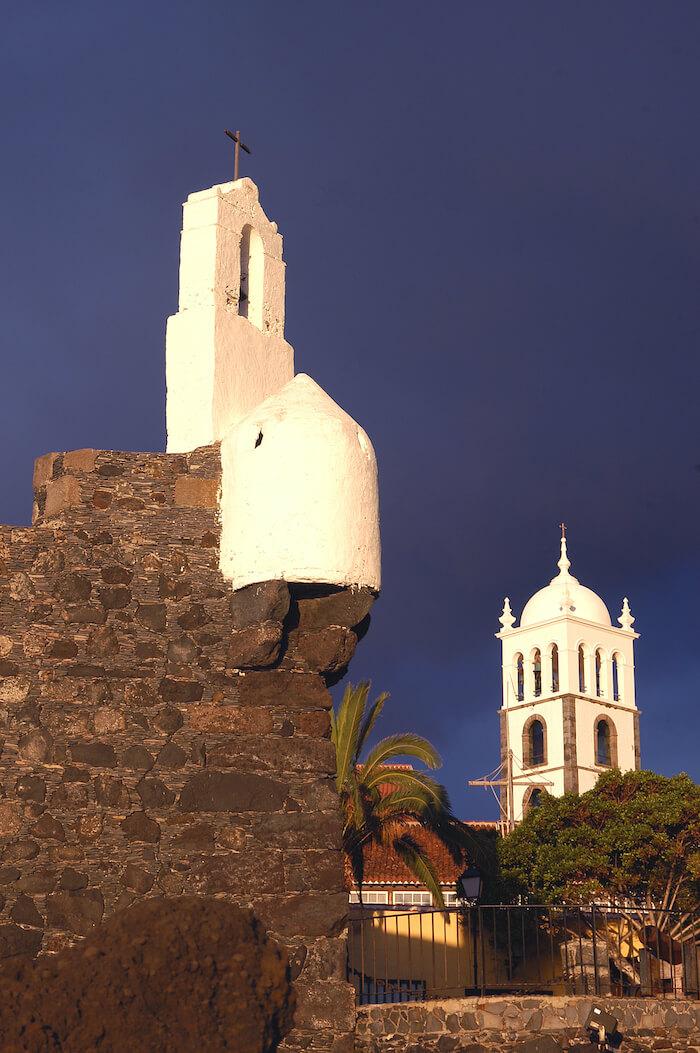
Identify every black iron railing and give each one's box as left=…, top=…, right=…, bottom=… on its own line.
left=348, top=904, right=700, bottom=1005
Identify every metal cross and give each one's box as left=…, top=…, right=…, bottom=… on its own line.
left=225, top=129, right=252, bottom=181
left=560, top=522, right=567, bottom=539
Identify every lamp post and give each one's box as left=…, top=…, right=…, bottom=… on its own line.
left=459, top=867, right=483, bottom=994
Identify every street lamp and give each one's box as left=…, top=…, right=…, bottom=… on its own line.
left=458, top=867, right=483, bottom=993
left=459, top=866, right=483, bottom=905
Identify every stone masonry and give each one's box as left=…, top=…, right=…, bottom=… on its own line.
left=356, top=996, right=700, bottom=1052
left=0, top=443, right=375, bottom=1051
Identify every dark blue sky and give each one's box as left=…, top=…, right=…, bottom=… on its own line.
left=1, top=3, right=698, bottom=818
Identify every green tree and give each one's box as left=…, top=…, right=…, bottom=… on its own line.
left=499, top=769, right=700, bottom=914
left=331, top=682, right=471, bottom=911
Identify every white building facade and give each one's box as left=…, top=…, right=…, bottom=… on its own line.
left=496, top=532, right=640, bottom=822
left=164, top=176, right=381, bottom=595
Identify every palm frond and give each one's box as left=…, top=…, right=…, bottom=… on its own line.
left=393, top=833, right=447, bottom=913
left=344, top=776, right=374, bottom=846
left=356, top=691, right=389, bottom=757
left=362, top=733, right=442, bottom=785
left=425, top=809, right=476, bottom=865
left=332, top=682, right=370, bottom=793
left=374, top=786, right=438, bottom=811
left=374, top=792, right=436, bottom=824
left=362, top=766, right=448, bottom=808
left=337, top=684, right=471, bottom=918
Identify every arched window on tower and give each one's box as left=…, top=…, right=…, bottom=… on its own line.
left=595, top=649, right=603, bottom=697
left=533, top=649, right=542, bottom=697
left=238, top=225, right=264, bottom=329
left=595, top=717, right=617, bottom=767
left=523, top=716, right=547, bottom=768
left=523, top=786, right=544, bottom=815
left=551, top=644, right=559, bottom=693
left=612, top=654, right=621, bottom=702
left=515, top=654, right=524, bottom=702
left=596, top=719, right=611, bottom=765
left=531, top=720, right=545, bottom=765
left=578, top=645, right=586, bottom=693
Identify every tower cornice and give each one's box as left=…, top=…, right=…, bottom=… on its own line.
left=500, top=695, right=640, bottom=715
left=497, top=614, right=640, bottom=640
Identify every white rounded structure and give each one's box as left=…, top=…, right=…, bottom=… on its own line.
left=219, top=374, right=381, bottom=592
left=520, top=548, right=612, bottom=628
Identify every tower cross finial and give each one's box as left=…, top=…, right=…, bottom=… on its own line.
left=556, top=522, right=571, bottom=577
left=225, top=129, right=252, bottom=181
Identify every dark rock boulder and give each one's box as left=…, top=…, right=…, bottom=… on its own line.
left=0, top=896, right=293, bottom=1052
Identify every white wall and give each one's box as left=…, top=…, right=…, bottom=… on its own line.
left=166, top=179, right=294, bottom=453
left=219, top=374, right=381, bottom=592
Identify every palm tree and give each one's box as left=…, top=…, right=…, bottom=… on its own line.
left=331, top=681, right=472, bottom=911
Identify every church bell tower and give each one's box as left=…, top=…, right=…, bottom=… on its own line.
left=165, top=177, right=294, bottom=453
left=496, top=530, right=640, bottom=823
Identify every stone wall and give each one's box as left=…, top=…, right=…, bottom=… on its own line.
left=356, top=996, right=700, bottom=1052
left=0, top=443, right=374, bottom=1052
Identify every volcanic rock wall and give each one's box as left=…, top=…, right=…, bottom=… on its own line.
left=0, top=444, right=373, bottom=1051
left=356, top=996, right=700, bottom=1052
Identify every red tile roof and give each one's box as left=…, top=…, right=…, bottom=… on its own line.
left=345, top=823, right=467, bottom=889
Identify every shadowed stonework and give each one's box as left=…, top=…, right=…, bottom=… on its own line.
left=0, top=897, right=293, bottom=1052
left=0, top=443, right=374, bottom=1051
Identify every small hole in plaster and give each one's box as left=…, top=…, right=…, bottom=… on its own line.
left=357, top=429, right=370, bottom=455
left=254, top=431, right=263, bottom=448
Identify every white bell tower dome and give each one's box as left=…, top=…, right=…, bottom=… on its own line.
left=496, top=529, right=640, bottom=822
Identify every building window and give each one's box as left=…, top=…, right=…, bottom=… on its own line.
left=595, top=717, right=617, bottom=767
left=596, top=720, right=611, bottom=765
left=523, top=786, right=544, bottom=815
left=393, top=890, right=432, bottom=907
left=531, top=720, right=545, bottom=765
left=578, top=645, right=586, bottom=693
left=515, top=654, right=524, bottom=702
left=349, top=891, right=389, bottom=905
left=551, top=644, right=559, bottom=692
left=238, top=224, right=264, bottom=329
left=357, top=976, right=426, bottom=1005
left=533, top=649, right=542, bottom=697
left=595, top=649, right=603, bottom=697
left=442, top=891, right=459, bottom=907
left=612, top=653, right=621, bottom=701
left=523, top=716, right=547, bottom=768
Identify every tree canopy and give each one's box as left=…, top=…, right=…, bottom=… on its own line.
left=498, top=769, right=700, bottom=911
